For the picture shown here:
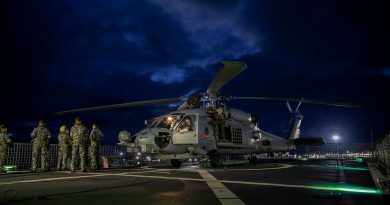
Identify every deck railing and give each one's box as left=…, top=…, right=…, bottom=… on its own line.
left=4, top=143, right=120, bottom=169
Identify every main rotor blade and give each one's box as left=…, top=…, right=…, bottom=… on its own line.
left=207, top=61, right=247, bottom=98
left=235, top=97, right=361, bottom=108
left=55, top=98, right=186, bottom=115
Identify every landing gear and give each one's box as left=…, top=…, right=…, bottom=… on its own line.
left=171, top=159, right=182, bottom=168
left=248, top=155, right=257, bottom=165
left=210, top=155, right=223, bottom=167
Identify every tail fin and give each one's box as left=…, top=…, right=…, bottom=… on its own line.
left=284, top=101, right=325, bottom=146
left=284, top=101, right=303, bottom=140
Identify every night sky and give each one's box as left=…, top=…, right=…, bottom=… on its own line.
left=1, top=0, right=389, bottom=145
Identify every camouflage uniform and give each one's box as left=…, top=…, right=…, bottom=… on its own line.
left=85, top=132, right=91, bottom=168
left=70, top=123, right=89, bottom=172
left=90, top=127, right=103, bottom=170
left=31, top=125, right=51, bottom=172
left=207, top=108, right=226, bottom=141
left=0, top=130, right=12, bottom=172
left=57, top=128, right=71, bottom=170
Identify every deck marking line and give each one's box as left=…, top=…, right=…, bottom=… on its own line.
left=198, top=170, right=245, bottom=205
left=0, top=174, right=107, bottom=185
left=1, top=171, right=378, bottom=194
left=0, top=171, right=361, bottom=191
left=86, top=172, right=379, bottom=194
left=224, top=164, right=294, bottom=171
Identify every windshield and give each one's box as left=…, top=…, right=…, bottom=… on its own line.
left=145, top=118, right=160, bottom=128
left=146, top=114, right=183, bottom=129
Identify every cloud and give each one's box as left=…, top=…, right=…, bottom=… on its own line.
left=55, top=0, right=262, bottom=85
left=150, top=67, right=187, bottom=84
left=149, top=0, right=261, bottom=67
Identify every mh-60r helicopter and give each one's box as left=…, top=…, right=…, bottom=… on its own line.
left=57, top=61, right=359, bottom=167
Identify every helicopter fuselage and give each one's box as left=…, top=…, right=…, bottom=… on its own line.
left=119, top=107, right=295, bottom=160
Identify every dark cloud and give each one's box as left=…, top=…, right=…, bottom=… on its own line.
left=1, top=0, right=389, bottom=144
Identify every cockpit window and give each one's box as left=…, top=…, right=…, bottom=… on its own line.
left=146, top=118, right=162, bottom=129
left=176, top=115, right=195, bottom=132
left=146, top=114, right=183, bottom=129
left=146, top=119, right=158, bottom=128
left=156, top=117, right=174, bottom=129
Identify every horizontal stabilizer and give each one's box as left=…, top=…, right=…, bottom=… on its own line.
left=292, top=137, right=325, bottom=146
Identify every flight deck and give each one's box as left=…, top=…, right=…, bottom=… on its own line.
left=0, top=159, right=388, bottom=205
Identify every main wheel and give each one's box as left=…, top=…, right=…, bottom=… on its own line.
left=171, top=159, right=182, bottom=168
left=210, top=155, right=223, bottom=167
left=248, top=156, right=257, bottom=165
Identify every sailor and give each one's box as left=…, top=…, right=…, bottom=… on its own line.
left=179, top=117, right=193, bottom=132
left=31, top=120, right=51, bottom=172
left=89, top=123, right=103, bottom=170
left=70, top=117, right=89, bottom=172
left=0, top=125, right=12, bottom=172
left=207, top=103, right=226, bottom=141
left=57, top=124, right=71, bottom=171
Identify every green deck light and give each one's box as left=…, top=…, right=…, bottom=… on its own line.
left=3, top=165, right=16, bottom=171
left=333, top=165, right=369, bottom=171
left=304, top=164, right=369, bottom=171
left=311, top=182, right=382, bottom=194
left=298, top=156, right=308, bottom=161
left=355, top=157, right=364, bottom=163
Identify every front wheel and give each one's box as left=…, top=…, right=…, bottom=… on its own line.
left=210, top=155, right=223, bottom=167
left=171, top=159, right=182, bottom=168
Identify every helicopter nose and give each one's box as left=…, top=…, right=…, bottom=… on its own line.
left=154, top=132, right=171, bottom=149
left=129, top=129, right=172, bottom=153
left=133, top=132, right=163, bottom=152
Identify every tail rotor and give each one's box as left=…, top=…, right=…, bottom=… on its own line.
left=284, top=102, right=303, bottom=140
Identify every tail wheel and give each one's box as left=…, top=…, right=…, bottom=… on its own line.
left=210, top=155, right=223, bottom=167
left=171, top=159, right=182, bottom=168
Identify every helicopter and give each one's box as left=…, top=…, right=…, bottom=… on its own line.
left=56, top=61, right=360, bottom=168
